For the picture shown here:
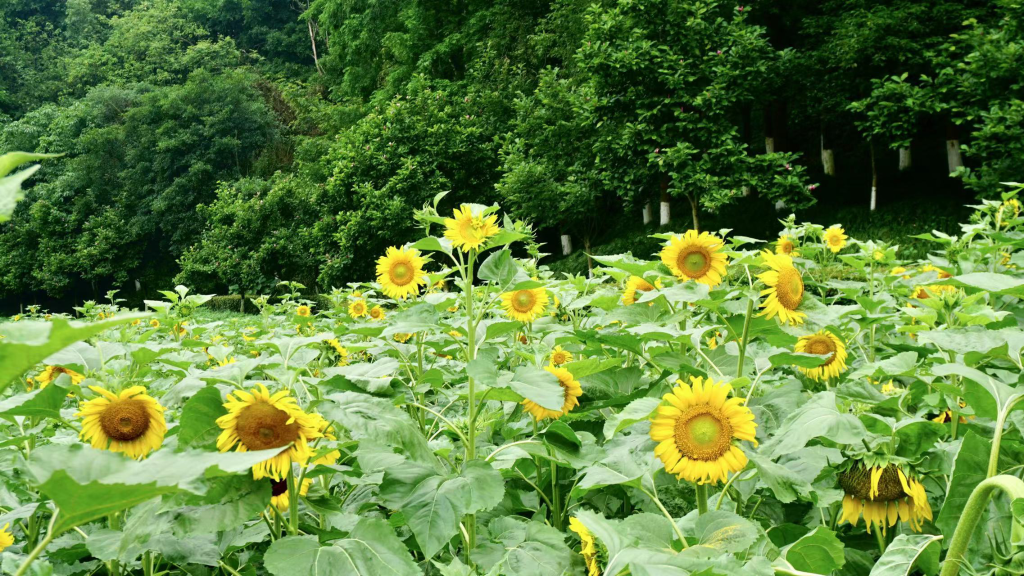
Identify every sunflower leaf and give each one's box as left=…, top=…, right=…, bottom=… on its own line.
left=177, top=385, right=228, bottom=450
left=264, top=520, right=419, bottom=576
left=868, top=533, right=942, bottom=576
left=781, top=526, right=845, bottom=573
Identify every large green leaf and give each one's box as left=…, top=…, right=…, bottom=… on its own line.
left=322, top=391, right=433, bottom=462
left=782, top=526, right=845, bottom=573
left=760, top=392, right=867, bottom=457
left=0, top=384, right=68, bottom=420
left=508, top=365, right=564, bottom=411
left=176, top=385, right=227, bottom=449
left=678, top=510, right=759, bottom=558
left=936, top=432, right=991, bottom=539
left=603, top=397, right=661, bottom=440
left=868, top=534, right=942, bottom=576
left=471, top=516, right=572, bottom=576
left=263, top=520, right=419, bottom=576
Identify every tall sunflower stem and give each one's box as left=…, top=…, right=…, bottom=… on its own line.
left=15, top=509, right=59, bottom=576
left=735, top=298, right=755, bottom=379
left=695, top=483, right=709, bottom=516
left=463, top=248, right=478, bottom=565
left=550, top=459, right=562, bottom=531
left=987, top=398, right=1023, bottom=477
left=940, top=475, right=1024, bottom=576
left=874, top=528, right=886, bottom=554
left=286, top=472, right=299, bottom=536
left=639, top=486, right=688, bottom=549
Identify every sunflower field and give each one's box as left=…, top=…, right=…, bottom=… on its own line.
left=5, top=184, right=1024, bottom=576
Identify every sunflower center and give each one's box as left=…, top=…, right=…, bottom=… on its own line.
left=270, top=478, right=289, bottom=497
left=390, top=262, right=412, bottom=285
left=673, top=406, right=733, bottom=461
left=99, top=399, right=151, bottom=442
left=780, top=241, right=793, bottom=254
left=677, top=249, right=711, bottom=279
left=235, top=401, right=300, bottom=450
left=839, top=465, right=907, bottom=501
left=512, top=290, right=536, bottom=312
left=776, top=267, right=804, bottom=310
left=805, top=335, right=836, bottom=365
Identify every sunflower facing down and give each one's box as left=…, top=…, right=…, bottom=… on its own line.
left=376, top=246, right=428, bottom=299
left=501, top=287, right=549, bottom=323
left=269, top=477, right=312, bottom=512
left=521, top=366, right=583, bottom=421
left=444, top=204, right=500, bottom=252
left=838, top=463, right=932, bottom=533
left=569, top=516, right=601, bottom=576
left=37, top=365, right=85, bottom=388
left=622, top=276, right=659, bottom=305
left=0, top=524, right=12, bottom=552
left=550, top=345, right=573, bottom=366
left=649, top=376, right=757, bottom=485
left=78, top=386, right=167, bottom=459
left=823, top=226, right=847, bottom=253
left=757, top=250, right=807, bottom=326
left=216, top=384, right=322, bottom=480
left=794, top=330, right=848, bottom=381
left=659, top=230, right=728, bottom=286
left=348, top=299, right=368, bottom=319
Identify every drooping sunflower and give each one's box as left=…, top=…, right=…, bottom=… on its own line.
left=521, top=366, right=582, bottom=421
left=37, top=365, right=85, bottom=387
left=0, top=524, right=12, bottom=552
left=622, top=276, right=660, bottom=305
left=444, top=204, right=500, bottom=252
left=296, top=305, right=311, bottom=317
left=500, top=288, right=549, bottom=323
left=348, top=299, right=368, bottom=319
left=776, top=235, right=799, bottom=256
left=659, top=230, right=728, bottom=286
left=756, top=250, right=807, bottom=326
left=649, top=376, right=757, bottom=485
left=269, top=477, right=312, bottom=512
left=550, top=345, right=572, bottom=366
left=823, top=226, right=847, bottom=253
left=794, top=330, right=848, bottom=381
left=77, top=386, right=167, bottom=459
left=376, top=246, right=428, bottom=300
left=838, top=462, right=932, bottom=533
left=216, top=384, right=322, bottom=480
left=369, top=306, right=386, bottom=321
left=569, top=516, right=601, bottom=576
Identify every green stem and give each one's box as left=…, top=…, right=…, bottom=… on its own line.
left=735, top=298, right=754, bottom=378
left=987, top=396, right=1024, bottom=478
left=940, top=475, right=1024, bottom=576
left=15, top=510, right=60, bottom=576
left=874, top=528, right=886, bottom=554
left=695, top=483, right=709, bottom=516
left=286, top=473, right=299, bottom=536
left=550, top=460, right=561, bottom=530
left=108, top=512, right=121, bottom=576
left=638, top=486, right=688, bottom=549
left=463, top=248, right=477, bottom=563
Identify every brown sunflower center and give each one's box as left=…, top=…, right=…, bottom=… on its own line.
left=352, top=303, right=365, bottom=314
left=390, top=262, right=413, bottom=285
left=677, top=248, right=712, bottom=279
left=776, top=267, right=804, bottom=310
left=370, top=308, right=383, bottom=318
left=780, top=241, right=794, bottom=254
left=839, top=465, right=907, bottom=501
left=235, top=401, right=299, bottom=450
left=512, top=290, right=536, bottom=312
left=99, top=399, right=151, bottom=442
left=673, top=405, right=733, bottom=461
left=553, top=352, right=568, bottom=364
left=270, top=478, right=289, bottom=497
left=805, top=335, right=836, bottom=365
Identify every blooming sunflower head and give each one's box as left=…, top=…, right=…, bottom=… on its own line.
left=394, top=332, right=413, bottom=343
left=0, top=523, right=12, bottom=552
left=911, top=285, right=957, bottom=300
left=919, top=263, right=952, bottom=279
left=348, top=299, right=368, bottom=319
left=500, top=287, right=549, bottom=323
left=794, top=330, right=848, bottom=381
left=823, top=226, right=847, bottom=253
left=569, top=516, right=602, bottom=576
left=623, top=276, right=657, bottom=306
left=37, top=365, right=85, bottom=387
left=444, top=204, right=499, bottom=252
left=369, top=305, right=386, bottom=321
left=149, top=319, right=160, bottom=328
left=776, top=235, right=798, bottom=256
left=77, top=386, right=167, bottom=459
left=650, top=376, right=757, bottom=485
left=521, top=366, right=582, bottom=421
left=550, top=345, right=572, bottom=366
left=269, top=477, right=312, bottom=512
left=216, top=384, right=322, bottom=480
left=296, top=305, right=311, bottom=317
left=890, top=266, right=910, bottom=279
left=756, top=250, right=806, bottom=326
left=376, top=246, right=428, bottom=299
left=659, top=230, right=728, bottom=286
left=838, top=462, right=932, bottom=534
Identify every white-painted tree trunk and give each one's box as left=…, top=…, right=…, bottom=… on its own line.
left=821, top=149, right=835, bottom=176
left=560, top=234, right=573, bottom=256
left=774, top=200, right=787, bottom=212
left=947, top=139, right=963, bottom=173
left=899, top=147, right=911, bottom=171
left=660, top=200, right=670, bottom=226
left=642, top=202, right=652, bottom=225
left=870, top=187, right=877, bottom=211
left=742, top=185, right=752, bottom=197
left=765, top=137, right=776, bottom=154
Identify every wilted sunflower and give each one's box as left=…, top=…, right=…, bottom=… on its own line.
left=0, top=524, right=12, bottom=552
left=501, top=287, right=549, bottom=323
left=757, top=250, right=807, bottom=326
left=776, top=235, right=799, bottom=256
left=78, top=386, right=167, bottom=459
left=569, top=517, right=601, bottom=576
left=794, top=330, right=848, bottom=381
left=269, top=477, right=312, bottom=512
left=550, top=345, right=572, bottom=366
left=659, top=230, right=728, bottom=286
left=348, top=299, right=368, bottom=318
left=622, top=276, right=658, bottom=305
left=369, top=305, right=386, bottom=321
left=36, top=365, right=85, bottom=387
left=444, top=204, right=499, bottom=252
left=649, top=376, right=757, bottom=485
left=376, top=246, right=428, bottom=299
left=823, top=226, right=847, bottom=253
left=838, top=463, right=932, bottom=533
left=216, top=384, right=322, bottom=480
left=296, top=305, right=311, bottom=317
left=521, top=366, right=582, bottom=420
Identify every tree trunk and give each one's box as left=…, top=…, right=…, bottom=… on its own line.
left=240, top=292, right=246, bottom=314
left=560, top=234, right=573, bottom=256
left=307, top=19, right=324, bottom=75
left=584, top=237, right=593, bottom=276
left=899, top=146, right=912, bottom=171
left=642, top=201, right=652, bottom=225
left=946, top=123, right=963, bottom=174
left=764, top=100, right=788, bottom=153
left=820, top=130, right=836, bottom=176
left=869, top=142, right=878, bottom=211
left=687, top=194, right=699, bottom=231
left=659, top=175, right=671, bottom=226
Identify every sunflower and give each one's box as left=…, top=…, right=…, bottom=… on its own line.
left=794, top=330, right=848, bottom=381
left=309, top=413, right=342, bottom=467
left=550, top=345, right=573, bottom=366
left=776, top=235, right=799, bottom=256
left=838, top=463, right=932, bottom=534
left=756, top=250, right=807, bottom=326
left=369, top=306, right=386, bottom=321
left=77, top=386, right=167, bottom=459
left=521, top=366, right=582, bottom=421
left=296, top=305, right=311, bottom=317
left=623, top=276, right=657, bottom=305
left=0, top=524, right=12, bottom=552
left=149, top=319, right=160, bottom=328
left=911, top=285, right=957, bottom=300
left=500, top=288, right=549, bottom=323
left=216, top=384, right=322, bottom=480
left=394, top=332, right=413, bottom=343
left=649, top=376, right=757, bottom=485
left=348, top=299, right=368, bottom=319
left=569, top=517, right=601, bottom=576
left=659, top=230, right=728, bottom=286
left=706, top=332, right=721, bottom=350
left=36, top=365, right=85, bottom=388
left=376, top=246, right=428, bottom=299
left=823, top=226, right=847, bottom=253
left=269, top=477, right=312, bottom=512
left=919, top=263, right=952, bottom=279
left=444, top=204, right=500, bottom=252
left=890, top=266, right=910, bottom=278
